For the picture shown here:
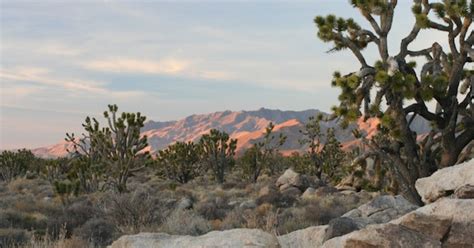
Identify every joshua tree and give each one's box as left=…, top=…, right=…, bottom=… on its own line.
left=240, top=122, right=287, bottom=182
left=157, top=141, right=202, bottom=184
left=315, top=0, right=473, bottom=204
left=0, top=149, right=35, bottom=182
left=199, top=129, right=237, bottom=183
left=66, top=104, right=151, bottom=193
left=320, top=127, right=346, bottom=180
left=299, top=115, right=325, bottom=178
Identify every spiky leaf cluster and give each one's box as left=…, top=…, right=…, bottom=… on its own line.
left=314, top=15, right=369, bottom=51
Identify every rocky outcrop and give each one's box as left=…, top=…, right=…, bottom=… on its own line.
left=321, top=223, right=441, bottom=248
left=109, top=229, right=280, bottom=248
left=341, top=195, right=418, bottom=226
left=277, top=195, right=417, bottom=248
left=325, top=198, right=474, bottom=248
left=415, top=159, right=474, bottom=203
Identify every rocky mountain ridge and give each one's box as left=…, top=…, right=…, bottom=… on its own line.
left=31, top=108, right=430, bottom=158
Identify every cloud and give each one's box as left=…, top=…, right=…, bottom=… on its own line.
left=0, top=66, right=146, bottom=98
left=0, top=66, right=107, bottom=93
left=83, top=58, right=189, bottom=75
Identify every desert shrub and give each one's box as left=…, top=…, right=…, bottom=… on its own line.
left=220, top=209, right=246, bottom=230
left=194, top=196, right=229, bottom=220
left=74, top=218, right=116, bottom=246
left=255, top=189, right=296, bottom=208
left=276, top=208, right=312, bottom=234
left=160, top=209, right=211, bottom=236
left=242, top=204, right=278, bottom=233
left=26, top=224, right=92, bottom=248
left=101, top=190, right=161, bottom=234
left=0, top=210, right=47, bottom=231
left=0, top=228, right=29, bottom=246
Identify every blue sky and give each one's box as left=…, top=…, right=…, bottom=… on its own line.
left=0, top=0, right=448, bottom=149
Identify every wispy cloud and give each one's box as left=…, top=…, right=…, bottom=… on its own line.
left=0, top=66, right=107, bottom=93
left=0, top=66, right=147, bottom=99
left=83, top=58, right=189, bottom=75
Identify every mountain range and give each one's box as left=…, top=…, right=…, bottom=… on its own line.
left=31, top=108, right=431, bottom=158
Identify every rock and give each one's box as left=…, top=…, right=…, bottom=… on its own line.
left=279, top=183, right=292, bottom=192
left=342, top=195, right=417, bottom=225
left=278, top=225, right=328, bottom=248
left=302, top=186, right=338, bottom=200
left=109, top=229, right=280, bottom=248
left=392, top=198, right=474, bottom=247
left=280, top=186, right=302, bottom=197
left=239, top=200, right=256, bottom=209
left=301, top=187, right=316, bottom=200
left=176, top=197, right=193, bottom=210
left=323, top=217, right=361, bottom=242
left=321, top=223, right=441, bottom=248
left=443, top=220, right=474, bottom=247
left=276, top=168, right=309, bottom=191
left=397, top=212, right=451, bottom=241
left=454, top=184, right=474, bottom=199
left=315, top=186, right=338, bottom=196
left=228, top=200, right=240, bottom=208
left=415, top=159, right=474, bottom=203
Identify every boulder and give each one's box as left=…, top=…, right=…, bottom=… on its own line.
left=391, top=198, right=474, bottom=247
left=415, top=159, right=474, bottom=203
left=280, top=186, right=302, bottom=197
left=397, top=212, right=451, bottom=241
left=323, top=217, right=361, bottom=242
left=278, top=225, right=328, bottom=248
left=325, top=198, right=474, bottom=248
left=342, top=195, right=417, bottom=226
left=176, top=197, right=193, bottom=210
left=239, top=200, right=257, bottom=209
left=454, top=184, right=474, bottom=199
left=321, top=223, right=441, bottom=248
left=276, top=168, right=309, bottom=191
left=109, top=229, right=280, bottom=248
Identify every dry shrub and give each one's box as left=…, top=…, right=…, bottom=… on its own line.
left=276, top=208, right=312, bottom=234
left=220, top=209, right=246, bottom=230
left=73, top=218, right=115, bottom=247
left=242, top=204, right=279, bottom=233
left=25, top=224, right=92, bottom=248
left=0, top=228, right=29, bottom=246
left=160, top=209, right=211, bottom=236
left=194, top=196, right=229, bottom=220
left=210, top=219, right=222, bottom=230
left=101, top=190, right=161, bottom=234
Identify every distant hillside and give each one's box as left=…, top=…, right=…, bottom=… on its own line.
left=32, top=108, right=430, bottom=158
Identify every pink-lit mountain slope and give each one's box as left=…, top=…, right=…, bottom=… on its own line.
left=32, top=108, right=430, bottom=158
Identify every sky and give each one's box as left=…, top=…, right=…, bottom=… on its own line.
left=0, top=0, right=450, bottom=149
